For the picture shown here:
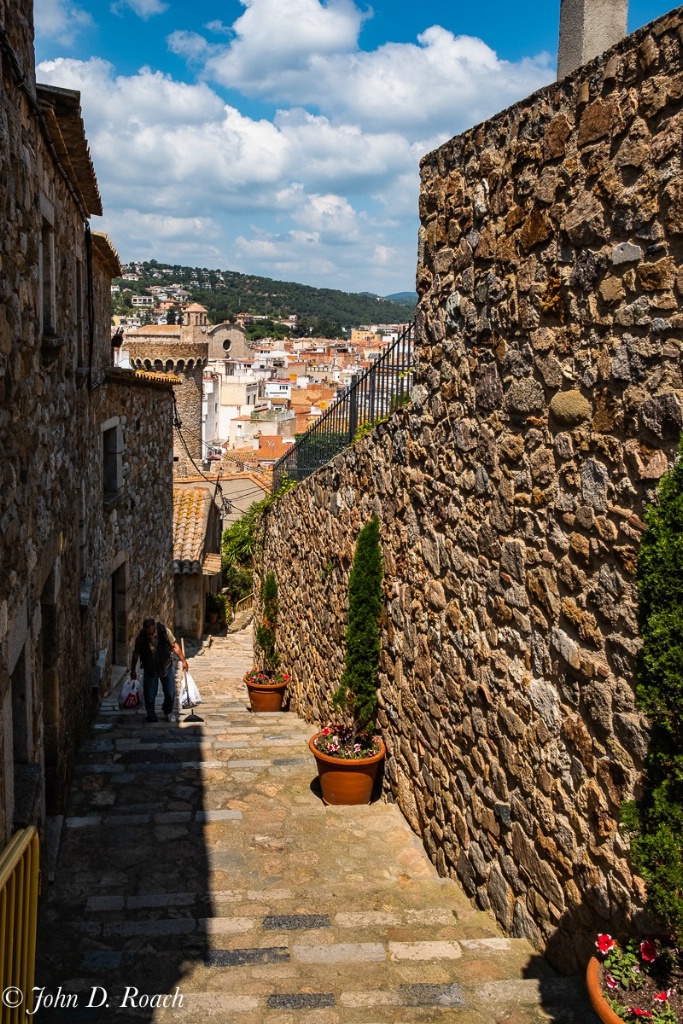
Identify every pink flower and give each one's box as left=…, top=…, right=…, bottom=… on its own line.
left=653, top=992, right=670, bottom=1003
left=605, top=975, right=619, bottom=990
left=596, top=934, right=615, bottom=955
left=640, top=940, right=657, bottom=963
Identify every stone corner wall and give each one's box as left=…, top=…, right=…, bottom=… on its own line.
left=259, top=7, right=683, bottom=976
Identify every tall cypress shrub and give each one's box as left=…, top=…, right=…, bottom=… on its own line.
left=333, top=516, right=383, bottom=733
left=623, top=434, right=683, bottom=941
left=256, top=571, right=281, bottom=674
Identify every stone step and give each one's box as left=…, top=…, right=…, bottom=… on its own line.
left=37, top=624, right=599, bottom=1024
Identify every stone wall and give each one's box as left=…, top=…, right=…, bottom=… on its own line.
left=260, top=7, right=683, bottom=972
left=126, top=340, right=208, bottom=477
left=0, top=1, right=175, bottom=843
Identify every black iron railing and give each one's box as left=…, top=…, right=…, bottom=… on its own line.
left=272, top=322, right=415, bottom=491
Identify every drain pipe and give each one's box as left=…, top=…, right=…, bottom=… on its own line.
left=558, top=0, right=629, bottom=80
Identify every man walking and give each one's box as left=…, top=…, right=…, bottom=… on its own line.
left=130, top=618, right=189, bottom=723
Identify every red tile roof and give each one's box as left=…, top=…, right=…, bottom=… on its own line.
left=172, top=488, right=212, bottom=574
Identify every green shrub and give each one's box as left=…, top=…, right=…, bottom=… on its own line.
left=624, top=434, right=683, bottom=941
left=255, top=571, right=281, bottom=674
left=205, top=591, right=230, bottom=622
left=221, top=478, right=296, bottom=581
left=332, top=515, right=383, bottom=732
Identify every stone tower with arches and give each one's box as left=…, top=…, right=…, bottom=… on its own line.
left=125, top=304, right=210, bottom=477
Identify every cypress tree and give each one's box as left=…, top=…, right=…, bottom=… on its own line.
left=256, top=571, right=281, bottom=674
left=623, top=434, right=683, bottom=941
left=333, top=515, right=383, bottom=733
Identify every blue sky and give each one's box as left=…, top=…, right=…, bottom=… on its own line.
left=34, top=0, right=675, bottom=294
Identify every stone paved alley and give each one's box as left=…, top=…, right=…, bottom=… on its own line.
left=35, top=623, right=598, bottom=1023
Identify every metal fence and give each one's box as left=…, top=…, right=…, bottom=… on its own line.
left=0, top=827, right=40, bottom=1022
left=272, top=322, right=415, bottom=491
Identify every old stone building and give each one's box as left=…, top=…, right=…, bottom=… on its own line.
left=172, top=484, right=223, bottom=638
left=260, top=4, right=683, bottom=973
left=125, top=305, right=210, bottom=476
left=0, top=0, right=176, bottom=851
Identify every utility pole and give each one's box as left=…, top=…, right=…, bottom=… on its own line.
left=558, top=0, right=628, bottom=80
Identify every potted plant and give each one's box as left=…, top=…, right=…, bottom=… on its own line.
left=588, top=935, right=680, bottom=1023
left=587, top=436, right=683, bottom=1023
left=309, top=515, right=386, bottom=805
left=205, top=591, right=222, bottom=626
left=205, top=591, right=230, bottom=628
left=244, top=571, right=290, bottom=712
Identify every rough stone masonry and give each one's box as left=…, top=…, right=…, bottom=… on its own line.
left=260, top=6, right=683, bottom=973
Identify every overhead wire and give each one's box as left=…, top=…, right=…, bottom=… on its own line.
left=172, top=394, right=233, bottom=515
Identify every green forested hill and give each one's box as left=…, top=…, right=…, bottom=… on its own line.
left=113, top=260, right=416, bottom=338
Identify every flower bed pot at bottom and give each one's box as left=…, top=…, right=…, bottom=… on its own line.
left=309, top=733, right=386, bottom=805
left=586, top=956, right=631, bottom=1024
left=246, top=680, right=287, bottom=713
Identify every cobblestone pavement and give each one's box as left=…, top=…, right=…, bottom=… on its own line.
left=35, top=625, right=598, bottom=1024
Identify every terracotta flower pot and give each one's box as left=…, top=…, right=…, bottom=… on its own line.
left=309, top=733, right=386, bottom=805
left=586, top=956, right=626, bottom=1024
left=246, top=679, right=287, bottom=713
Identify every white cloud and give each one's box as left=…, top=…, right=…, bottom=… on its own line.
left=36, top=58, right=413, bottom=207
left=205, top=0, right=365, bottom=90
left=199, top=1, right=552, bottom=139
left=204, top=20, right=232, bottom=36
left=167, top=30, right=214, bottom=63
left=36, top=2, right=555, bottom=293
left=105, top=210, right=221, bottom=241
left=34, top=0, right=93, bottom=45
left=111, top=0, right=168, bottom=20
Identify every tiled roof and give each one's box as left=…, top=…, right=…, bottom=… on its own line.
left=126, top=325, right=182, bottom=336
left=92, top=233, right=121, bottom=278
left=257, top=436, right=295, bottom=462
left=106, top=368, right=180, bottom=390
left=36, top=84, right=102, bottom=217
left=172, top=488, right=212, bottom=574
left=202, top=553, right=222, bottom=576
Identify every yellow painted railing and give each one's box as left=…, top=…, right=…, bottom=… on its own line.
left=0, top=828, right=39, bottom=1023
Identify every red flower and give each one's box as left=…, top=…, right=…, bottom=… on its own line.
left=321, top=727, right=331, bottom=735
left=640, top=940, right=657, bottom=963
left=596, top=934, right=615, bottom=955
left=605, top=975, right=619, bottom=990
left=653, top=992, right=670, bottom=1003
left=628, top=1010, right=652, bottom=1019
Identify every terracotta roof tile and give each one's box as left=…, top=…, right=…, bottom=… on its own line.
left=202, top=553, right=222, bottom=575
left=172, top=488, right=212, bottom=574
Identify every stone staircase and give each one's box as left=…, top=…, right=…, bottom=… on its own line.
left=35, top=628, right=597, bottom=1023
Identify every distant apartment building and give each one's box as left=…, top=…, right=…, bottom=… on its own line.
left=350, top=329, right=381, bottom=346
left=131, top=295, right=154, bottom=307
left=202, top=372, right=221, bottom=455
left=264, top=380, right=292, bottom=403
left=228, top=406, right=295, bottom=449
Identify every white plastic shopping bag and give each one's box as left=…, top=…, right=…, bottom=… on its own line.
left=180, top=669, right=202, bottom=708
left=118, top=675, right=141, bottom=710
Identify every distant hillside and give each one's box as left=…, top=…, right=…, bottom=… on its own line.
left=385, top=291, right=418, bottom=303
left=113, top=260, right=416, bottom=338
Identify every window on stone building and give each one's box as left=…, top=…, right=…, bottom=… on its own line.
left=102, top=420, right=123, bottom=505
left=75, top=257, right=85, bottom=365
left=40, top=218, right=56, bottom=336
